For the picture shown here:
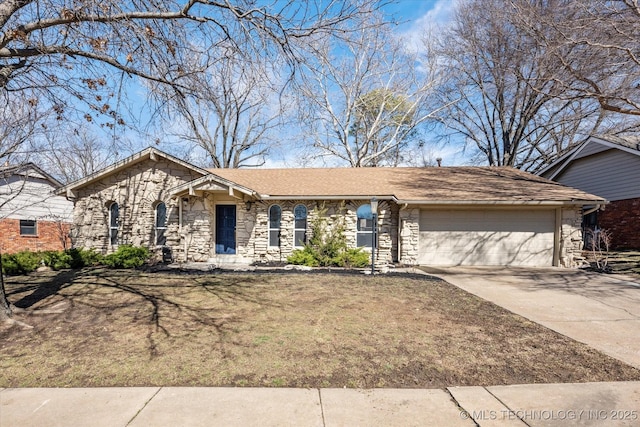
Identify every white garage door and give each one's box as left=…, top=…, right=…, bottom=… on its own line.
left=418, top=209, right=555, bottom=267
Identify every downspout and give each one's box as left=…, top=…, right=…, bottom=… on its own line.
left=583, top=204, right=603, bottom=216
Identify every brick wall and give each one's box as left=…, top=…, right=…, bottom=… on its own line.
left=598, top=197, right=640, bottom=249
left=0, top=218, right=71, bottom=253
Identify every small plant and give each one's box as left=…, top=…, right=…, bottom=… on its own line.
left=103, top=245, right=150, bottom=269
left=586, top=227, right=612, bottom=272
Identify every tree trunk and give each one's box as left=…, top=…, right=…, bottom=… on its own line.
left=0, top=250, right=12, bottom=318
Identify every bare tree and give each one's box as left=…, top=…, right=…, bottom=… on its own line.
left=511, top=0, right=640, bottom=117
left=298, top=13, right=440, bottom=167
left=36, top=127, right=115, bottom=184
left=0, top=0, right=380, bottom=317
left=154, top=47, right=290, bottom=168
left=432, top=0, right=636, bottom=172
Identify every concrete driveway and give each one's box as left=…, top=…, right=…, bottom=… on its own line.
left=423, top=266, right=640, bottom=370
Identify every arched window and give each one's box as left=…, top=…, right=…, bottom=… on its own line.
left=155, top=202, right=167, bottom=246
left=269, top=205, right=281, bottom=247
left=356, top=204, right=373, bottom=248
left=293, top=204, right=307, bottom=247
left=109, top=202, right=119, bottom=245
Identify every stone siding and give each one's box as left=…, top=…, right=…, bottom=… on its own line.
left=71, top=158, right=203, bottom=258
left=248, top=200, right=396, bottom=265
left=560, top=207, right=585, bottom=267
left=597, top=197, right=640, bottom=249
left=398, top=208, right=420, bottom=264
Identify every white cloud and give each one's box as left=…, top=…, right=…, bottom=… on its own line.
left=397, top=0, right=459, bottom=54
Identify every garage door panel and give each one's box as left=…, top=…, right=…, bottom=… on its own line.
left=418, top=210, right=555, bottom=267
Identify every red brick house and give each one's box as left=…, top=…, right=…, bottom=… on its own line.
left=539, top=135, right=640, bottom=249
left=0, top=163, right=73, bottom=253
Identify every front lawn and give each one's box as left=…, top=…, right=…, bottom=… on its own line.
left=1, top=269, right=638, bottom=388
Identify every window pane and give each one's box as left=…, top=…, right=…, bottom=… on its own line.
left=358, top=218, right=373, bottom=232
left=269, top=205, right=281, bottom=228
left=295, top=218, right=306, bottom=229
left=295, top=230, right=306, bottom=247
left=110, top=228, right=118, bottom=245
left=269, top=230, right=280, bottom=247
left=110, top=203, right=119, bottom=227
left=19, top=220, right=37, bottom=236
left=294, top=205, right=307, bottom=220
left=156, top=229, right=166, bottom=246
left=357, top=232, right=372, bottom=248
left=156, top=202, right=167, bottom=228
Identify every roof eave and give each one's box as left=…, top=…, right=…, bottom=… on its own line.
left=257, top=195, right=397, bottom=201
left=395, top=199, right=607, bottom=206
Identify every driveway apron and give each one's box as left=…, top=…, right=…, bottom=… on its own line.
left=423, top=267, right=640, bottom=370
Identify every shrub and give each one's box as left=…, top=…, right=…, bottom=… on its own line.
left=0, top=247, right=107, bottom=276
left=67, top=248, right=103, bottom=268
left=335, top=248, right=371, bottom=268
left=41, top=250, right=73, bottom=270
left=287, top=204, right=369, bottom=268
left=287, top=247, right=319, bottom=267
left=1, top=250, right=41, bottom=275
left=103, top=245, right=150, bottom=269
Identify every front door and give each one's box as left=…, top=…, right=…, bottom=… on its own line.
left=216, top=205, right=236, bottom=254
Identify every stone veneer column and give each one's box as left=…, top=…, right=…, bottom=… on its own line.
left=399, top=207, right=420, bottom=265
left=560, top=207, right=585, bottom=267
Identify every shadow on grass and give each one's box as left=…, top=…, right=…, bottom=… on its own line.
left=8, top=270, right=78, bottom=309
left=5, top=267, right=288, bottom=358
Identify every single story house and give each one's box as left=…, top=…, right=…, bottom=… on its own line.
left=58, top=147, right=605, bottom=268
left=0, top=163, right=73, bottom=253
left=538, top=135, right=640, bottom=249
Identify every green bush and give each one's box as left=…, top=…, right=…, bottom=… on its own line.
left=335, top=248, right=371, bottom=268
left=41, top=250, right=74, bottom=270
left=287, top=204, right=370, bottom=268
left=1, top=250, right=41, bottom=275
left=67, top=248, right=103, bottom=268
left=0, top=247, right=108, bottom=276
left=287, top=247, right=319, bottom=267
left=103, top=245, right=150, bottom=269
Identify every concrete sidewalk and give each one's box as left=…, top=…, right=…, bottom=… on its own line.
left=423, top=267, right=640, bottom=370
left=2, top=382, right=639, bottom=426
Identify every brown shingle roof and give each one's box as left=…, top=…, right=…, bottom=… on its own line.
left=209, top=166, right=604, bottom=203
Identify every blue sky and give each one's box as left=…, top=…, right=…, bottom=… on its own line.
left=109, top=1, right=466, bottom=168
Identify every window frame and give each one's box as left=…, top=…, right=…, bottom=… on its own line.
left=155, top=201, right=167, bottom=246
left=293, top=204, right=307, bottom=248
left=19, top=219, right=37, bottom=236
left=109, top=202, right=119, bottom=246
left=268, top=204, right=281, bottom=247
left=356, top=204, right=373, bottom=248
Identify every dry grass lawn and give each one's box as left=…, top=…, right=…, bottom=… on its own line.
left=1, top=268, right=639, bottom=388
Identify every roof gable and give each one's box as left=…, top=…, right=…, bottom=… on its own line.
left=57, top=147, right=208, bottom=196
left=538, top=135, right=640, bottom=180
left=0, top=163, right=62, bottom=188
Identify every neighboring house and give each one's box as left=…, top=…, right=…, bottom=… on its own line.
left=0, top=163, right=73, bottom=253
left=539, top=135, right=640, bottom=249
left=57, top=147, right=605, bottom=268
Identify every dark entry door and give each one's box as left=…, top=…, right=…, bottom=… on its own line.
left=216, top=205, right=236, bottom=254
